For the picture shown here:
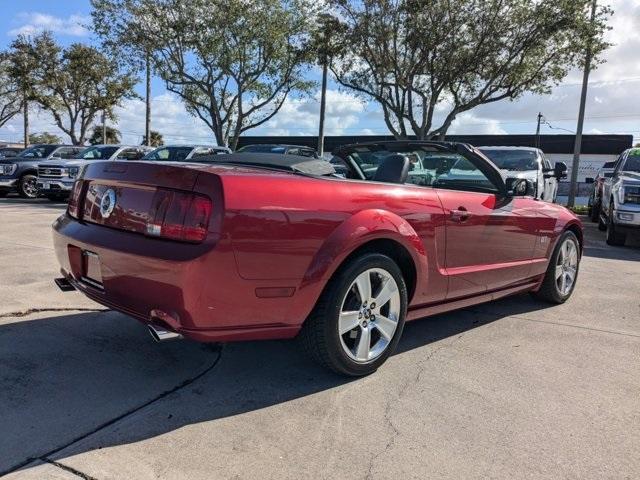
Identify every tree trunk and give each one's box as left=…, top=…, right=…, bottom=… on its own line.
left=317, top=60, right=328, bottom=157
left=22, top=96, right=28, bottom=148
left=145, top=54, right=151, bottom=146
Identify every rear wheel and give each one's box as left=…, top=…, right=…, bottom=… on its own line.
left=532, top=231, right=580, bottom=304
left=299, top=253, right=407, bottom=376
left=17, top=174, right=38, bottom=199
left=606, top=204, right=626, bottom=246
left=0, top=190, right=8, bottom=198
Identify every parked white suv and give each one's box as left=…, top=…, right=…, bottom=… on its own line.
left=479, top=146, right=567, bottom=202
left=37, top=145, right=154, bottom=201
left=599, top=148, right=640, bottom=246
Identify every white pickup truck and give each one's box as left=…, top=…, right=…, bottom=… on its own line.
left=479, top=146, right=567, bottom=203
left=37, top=145, right=154, bottom=201
left=599, top=148, right=640, bottom=246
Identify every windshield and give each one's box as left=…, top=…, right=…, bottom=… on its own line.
left=237, top=145, right=287, bottom=154
left=142, top=146, right=194, bottom=162
left=624, top=154, right=640, bottom=172
left=17, top=145, right=57, bottom=159
left=480, top=149, right=538, bottom=171
left=345, top=145, right=497, bottom=191
left=76, top=146, right=120, bottom=160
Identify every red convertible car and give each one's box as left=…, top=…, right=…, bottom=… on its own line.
left=53, top=141, right=582, bottom=376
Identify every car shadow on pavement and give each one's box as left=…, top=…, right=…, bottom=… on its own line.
left=0, top=294, right=554, bottom=476
left=0, top=197, right=68, bottom=209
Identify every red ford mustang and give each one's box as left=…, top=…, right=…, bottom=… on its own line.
left=53, top=141, right=582, bottom=376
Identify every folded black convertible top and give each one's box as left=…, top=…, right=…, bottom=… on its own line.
left=195, top=152, right=336, bottom=176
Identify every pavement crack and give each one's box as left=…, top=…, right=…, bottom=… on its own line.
left=0, top=307, right=108, bottom=319
left=41, top=458, right=99, bottom=480
left=0, top=344, right=224, bottom=477
left=365, top=333, right=465, bottom=480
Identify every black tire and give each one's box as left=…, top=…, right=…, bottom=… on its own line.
left=532, top=231, right=580, bottom=304
left=606, top=204, right=626, bottom=246
left=299, top=253, right=408, bottom=376
left=589, top=201, right=600, bottom=223
left=17, top=174, right=38, bottom=199
left=0, top=190, right=8, bottom=198
left=597, top=213, right=607, bottom=231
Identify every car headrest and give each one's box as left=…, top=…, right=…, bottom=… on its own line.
left=373, top=154, right=410, bottom=184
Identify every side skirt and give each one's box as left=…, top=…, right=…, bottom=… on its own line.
left=406, top=279, right=541, bottom=321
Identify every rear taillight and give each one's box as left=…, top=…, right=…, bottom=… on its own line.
left=67, top=180, right=84, bottom=219
left=145, top=188, right=212, bottom=243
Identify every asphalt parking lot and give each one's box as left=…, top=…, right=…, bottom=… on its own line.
left=1, top=198, right=639, bottom=480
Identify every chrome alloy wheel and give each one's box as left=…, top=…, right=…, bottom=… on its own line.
left=22, top=176, right=38, bottom=198
left=338, top=268, right=401, bottom=363
left=555, top=238, right=578, bottom=296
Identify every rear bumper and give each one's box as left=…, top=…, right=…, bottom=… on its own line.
left=52, top=214, right=301, bottom=342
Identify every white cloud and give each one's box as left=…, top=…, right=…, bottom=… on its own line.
left=8, top=13, right=90, bottom=37
left=256, top=89, right=366, bottom=136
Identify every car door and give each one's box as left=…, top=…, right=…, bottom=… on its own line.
left=433, top=154, right=539, bottom=299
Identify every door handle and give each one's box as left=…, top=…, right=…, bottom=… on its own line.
left=450, top=207, right=470, bottom=222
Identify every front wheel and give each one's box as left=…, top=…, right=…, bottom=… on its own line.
left=589, top=201, right=600, bottom=222
left=17, top=174, right=38, bottom=199
left=532, top=231, right=580, bottom=304
left=299, top=253, right=408, bottom=376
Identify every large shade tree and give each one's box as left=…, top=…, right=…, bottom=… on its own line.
left=330, top=0, right=612, bottom=139
left=91, top=0, right=318, bottom=150
left=0, top=52, right=22, bottom=129
left=17, top=33, right=137, bottom=145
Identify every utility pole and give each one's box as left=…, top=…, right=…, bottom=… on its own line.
left=102, top=111, right=107, bottom=144
left=22, top=98, right=29, bottom=148
left=568, top=0, right=598, bottom=207
left=145, top=52, right=151, bottom=146
left=535, top=112, right=543, bottom=149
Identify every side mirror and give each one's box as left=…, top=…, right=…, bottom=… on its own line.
left=505, top=178, right=534, bottom=197
left=585, top=177, right=595, bottom=184
left=554, top=161, right=568, bottom=179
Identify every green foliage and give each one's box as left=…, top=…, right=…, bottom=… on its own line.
left=88, top=125, right=122, bottom=145
left=8, top=32, right=137, bottom=145
left=91, top=0, right=318, bottom=149
left=28, top=132, right=62, bottom=144
left=0, top=52, right=22, bottom=128
left=330, top=0, right=612, bottom=140
left=142, top=130, right=163, bottom=147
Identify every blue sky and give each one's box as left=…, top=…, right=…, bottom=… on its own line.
left=1, top=1, right=640, bottom=145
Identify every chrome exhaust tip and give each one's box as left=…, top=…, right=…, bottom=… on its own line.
left=148, top=324, right=182, bottom=342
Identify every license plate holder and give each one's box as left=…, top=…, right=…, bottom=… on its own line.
left=82, top=251, right=103, bottom=288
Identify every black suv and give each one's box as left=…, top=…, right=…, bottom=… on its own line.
left=0, top=144, right=85, bottom=198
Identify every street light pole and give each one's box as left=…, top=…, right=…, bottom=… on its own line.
left=568, top=0, right=598, bottom=207
left=318, top=60, right=328, bottom=158
left=535, top=112, right=543, bottom=149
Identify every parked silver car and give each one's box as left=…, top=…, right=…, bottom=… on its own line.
left=479, top=146, right=567, bottom=202
left=141, top=145, right=231, bottom=162
left=37, top=145, right=154, bottom=201
left=599, top=148, right=640, bottom=246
